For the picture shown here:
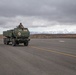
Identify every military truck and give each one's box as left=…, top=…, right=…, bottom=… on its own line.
left=3, top=23, right=30, bottom=46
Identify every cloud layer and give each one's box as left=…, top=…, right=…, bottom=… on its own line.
left=0, top=0, right=76, bottom=33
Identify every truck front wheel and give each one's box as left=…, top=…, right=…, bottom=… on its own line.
left=24, top=41, right=28, bottom=46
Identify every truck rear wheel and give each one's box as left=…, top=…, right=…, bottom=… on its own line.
left=12, top=39, right=16, bottom=46
left=4, top=38, right=6, bottom=44
left=4, top=38, right=9, bottom=45
left=6, top=41, right=9, bottom=45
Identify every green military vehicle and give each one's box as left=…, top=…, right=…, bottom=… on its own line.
left=3, top=23, right=30, bottom=46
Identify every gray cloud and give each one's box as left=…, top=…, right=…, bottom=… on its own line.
left=0, top=0, right=76, bottom=28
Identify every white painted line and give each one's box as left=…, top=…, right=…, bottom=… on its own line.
left=59, top=40, right=65, bottom=43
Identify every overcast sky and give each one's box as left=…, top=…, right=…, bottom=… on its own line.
left=0, top=0, right=76, bottom=34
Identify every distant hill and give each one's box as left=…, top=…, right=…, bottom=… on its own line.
left=30, top=34, right=76, bottom=39
left=0, top=34, right=76, bottom=39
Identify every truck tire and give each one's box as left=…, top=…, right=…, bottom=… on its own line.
left=12, top=39, right=16, bottom=46
left=4, top=38, right=9, bottom=45
left=16, top=41, right=19, bottom=45
left=24, top=41, right=28, bottom=46
left=4, top=38, right=6, bottom=44
left=6, top=41, right=9, bottom=45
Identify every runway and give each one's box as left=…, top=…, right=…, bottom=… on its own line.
left=0, top=39, right=76, bottom=75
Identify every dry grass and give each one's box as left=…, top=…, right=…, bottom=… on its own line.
left=0, top=35, right=3, bottom=39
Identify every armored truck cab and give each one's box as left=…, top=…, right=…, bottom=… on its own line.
left=3, top=24, right=30, bottom=46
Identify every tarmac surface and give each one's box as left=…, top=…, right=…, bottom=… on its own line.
left=0, top=39, right=76, bottom=75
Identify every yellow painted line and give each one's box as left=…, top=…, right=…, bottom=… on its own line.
left=30, top=46, right=76, bottom=58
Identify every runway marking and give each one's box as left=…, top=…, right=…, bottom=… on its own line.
left=59, top=40, right=65, bottom=43
left=30, top=46, right=76, bottom=58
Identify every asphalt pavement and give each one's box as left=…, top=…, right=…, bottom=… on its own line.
left=0, top=39, right=76, bottom=75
